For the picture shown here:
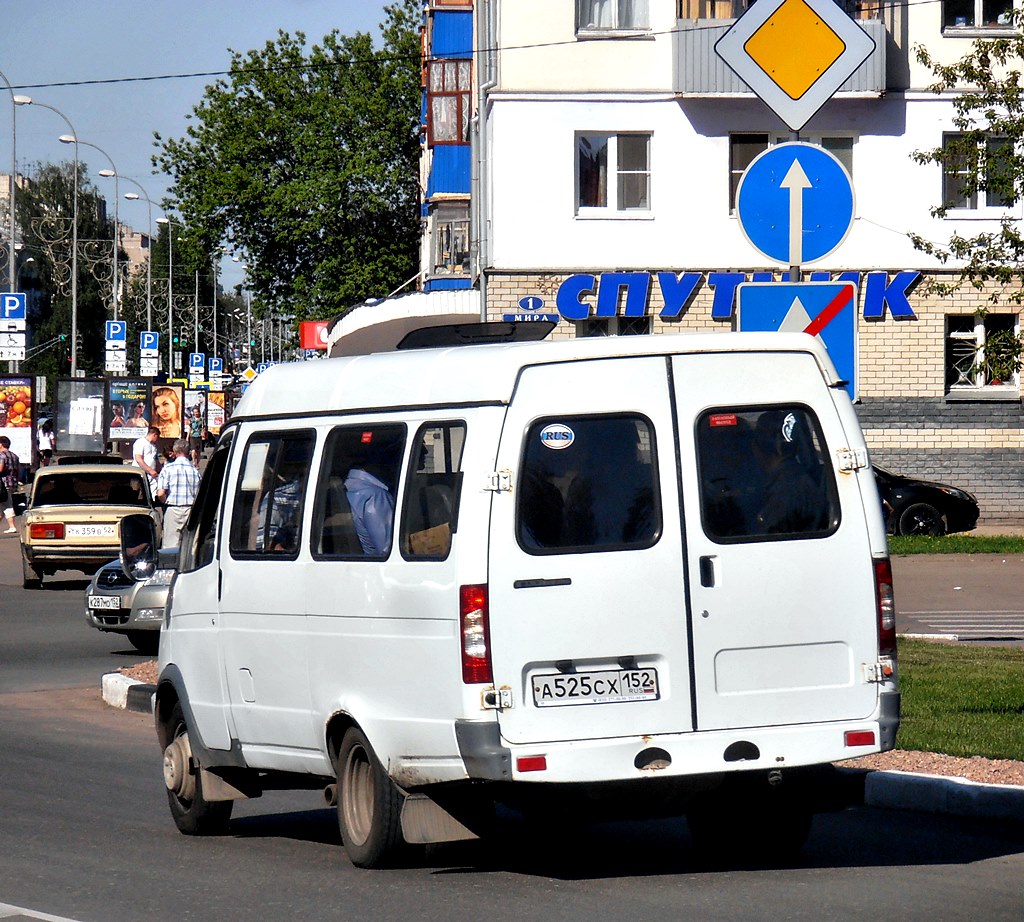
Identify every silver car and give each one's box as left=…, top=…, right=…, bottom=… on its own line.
left=84, top=553, right=175, bottom=654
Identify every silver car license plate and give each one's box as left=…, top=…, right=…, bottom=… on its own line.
left=532, top=668, right=659, bottom=707
left=88, top=595, right=122, bottom=611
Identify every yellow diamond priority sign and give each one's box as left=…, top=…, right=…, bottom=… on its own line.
left=715, top=0, right=875, bottom=130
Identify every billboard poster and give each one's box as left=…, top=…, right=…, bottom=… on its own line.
left=207, top=391, right=226, bottom=435
left=151, top=384, right=184, bottom=441
left=0, top=375, right=33, bottom=461
left=184, top=389, right=207, bottom=446
left=107, top=379, right=151, bottom=442
left=56, top=378, right=106, bottom=455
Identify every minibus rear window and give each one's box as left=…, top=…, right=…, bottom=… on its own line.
left=517, top=414, right=659, bottom=554
left=696, top=406, right=840, bottom=542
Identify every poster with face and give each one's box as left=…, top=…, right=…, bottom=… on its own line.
left=151, top=384, right=184, bottom=440
left=108, top=379, right=150, bottom=442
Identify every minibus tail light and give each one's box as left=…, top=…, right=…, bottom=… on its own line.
left=874, top=558, right=897, bottom=658
left=460, top=584, right=492, bottom=685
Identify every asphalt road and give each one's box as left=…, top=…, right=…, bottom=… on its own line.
left=1, top=529, right=1023, bottom=921
left=892, top=553, right=1024, bottom=642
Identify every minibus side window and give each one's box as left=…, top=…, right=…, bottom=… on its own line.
left=399, top=422, right=466, bottom=560
left=517, top=414, right=660, bottom=555
left=228, top=431, right=315, bottom=559
left=696, top=406, right=840, bottom=542
left=180, top=431, right=233, bottom=572
left=312, top=424, right=407, bottom=559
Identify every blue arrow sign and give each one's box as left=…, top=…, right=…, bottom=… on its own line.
left=737, top=281, right=857, bottom=397
left=1, top=293, right=26, bottom=320
left=736, top=143, right=854, bottom=266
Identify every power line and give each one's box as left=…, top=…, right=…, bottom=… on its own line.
left=8, top=1, right=957, bottom=93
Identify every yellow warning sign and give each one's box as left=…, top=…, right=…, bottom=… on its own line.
left=743, top=0, right=845, bottom=101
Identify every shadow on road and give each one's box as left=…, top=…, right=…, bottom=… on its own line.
left=215, top=803, right=1024, bottom=879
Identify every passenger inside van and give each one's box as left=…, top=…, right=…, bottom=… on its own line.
left=344, top=430, right=403, bottom=556
left=752, top=411, right=829, bottom=535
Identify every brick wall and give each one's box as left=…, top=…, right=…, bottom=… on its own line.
left=483, top=270, right=1024, bottom=525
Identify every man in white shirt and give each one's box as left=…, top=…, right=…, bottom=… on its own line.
left=132, top=426, right=161, bottom=495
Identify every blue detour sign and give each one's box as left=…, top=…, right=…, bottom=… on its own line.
left=737, top=280, right=857, bottom=397
left=736, top=143, right=854, bottom=266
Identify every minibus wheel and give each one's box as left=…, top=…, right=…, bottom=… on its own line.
left=163, top=702, right=233, bottom=835
left=336, top=726, right=405, bottom=868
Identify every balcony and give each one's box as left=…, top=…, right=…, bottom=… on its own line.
left=673, top=17, right=887, bottom=96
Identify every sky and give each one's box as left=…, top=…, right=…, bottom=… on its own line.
left=0, top=0, right=392, bottom=293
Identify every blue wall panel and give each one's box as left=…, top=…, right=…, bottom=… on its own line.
left=432, top=10, right=473, bottom=58
left=426, top=145, right=471, bottom=197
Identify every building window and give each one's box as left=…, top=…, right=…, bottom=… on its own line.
left=729, top=133, right=855, bottom=212
left=946, top=313, right=1020, bottom=389
left=431, top=204, right=470, bottom=276
left=578, top=0, right=650, bottom=31
left=942, top=0, right=1013, bottom=30
left=427, top=58, right=471, bottom=146
left=577, top=133, right=651, bottom=214
left=577, top=317, right=652, bottom=336
left=941, top=133, right=1015, bottom=211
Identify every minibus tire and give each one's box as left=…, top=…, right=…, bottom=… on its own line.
left=165, top=702, right=233, bottom=835
left=336, top=726, right=405, bottom=868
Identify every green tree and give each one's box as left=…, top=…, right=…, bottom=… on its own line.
left=154, top=0, right=421, bottom=321
left=15, top=161, right=113, bottom=381
left=911, top=15, right=1024, bottom=303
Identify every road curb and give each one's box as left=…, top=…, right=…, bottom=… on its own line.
left=101, top=672, right=155, bottom=714
left=863, top=768, right=1024, bottom=823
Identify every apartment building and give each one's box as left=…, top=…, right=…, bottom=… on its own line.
left=418, top=1, right=1023, bottom=521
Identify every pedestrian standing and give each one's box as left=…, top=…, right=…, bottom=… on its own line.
left=187, top=405, right=204, bottom=466
left=132, top=426, right=161, bottom=496
left=155, top=438, right=201, bottom=549
left=0, top=435, right=21, bottom=534
left=37, top=419, right=55, bottom=467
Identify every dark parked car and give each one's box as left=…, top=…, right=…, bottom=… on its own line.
left=874, top=466, right=980, bottom=536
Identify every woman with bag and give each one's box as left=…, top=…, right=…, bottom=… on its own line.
left=0, top=435, right=21, bottom=534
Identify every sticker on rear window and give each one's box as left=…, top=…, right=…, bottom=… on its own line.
left=539, top=424, right=574, bottom=450
left=709, top=414, right=737, bottom=428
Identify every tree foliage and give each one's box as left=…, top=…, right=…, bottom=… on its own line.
left=154, top=0, right=422, bottom=321
left=912, top=14, right=1024, bottom=303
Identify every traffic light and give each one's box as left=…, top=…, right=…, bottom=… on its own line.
left=59, top=333, right=66, bottom=342
left=173, top=334, right=180, bottom=344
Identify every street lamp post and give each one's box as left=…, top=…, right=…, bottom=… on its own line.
left=79, top=140, right=122, bottom=320
left=0, top=70, right=19, bottom=295
left=122, top=183, right=155, bottom=331
left=156, top=217, right=176, bottom=375
left=19, top=98, right=80, bottom=374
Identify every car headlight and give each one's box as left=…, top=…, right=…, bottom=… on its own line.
left=146, top=569, right=176, bottom=587
left=940, top=487, right=974, bottom=502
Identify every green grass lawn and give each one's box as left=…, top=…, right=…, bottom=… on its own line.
left=896, top=638, right=1024, bottom=760
left=888, top=534, right=1024, bottom=555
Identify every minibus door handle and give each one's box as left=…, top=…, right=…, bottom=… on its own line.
left=699, top=556, right=716, bottom=588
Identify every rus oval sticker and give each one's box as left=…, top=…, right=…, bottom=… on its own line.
left=539, top=424, right=575, bottom=450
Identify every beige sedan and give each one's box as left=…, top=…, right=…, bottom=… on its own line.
left=20, top=460, right=161, bottom=589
